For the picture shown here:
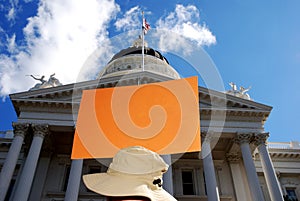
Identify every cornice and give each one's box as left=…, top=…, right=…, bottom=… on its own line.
left=13, top=98, right=73, bottom=106
left=10, top=72, right=272, bottom=122
left=200, top=108, right=270, bottom=120
left=198, top=86, right=272, bottom=111
left=269, top=152, right=300, bottom=159
left=255, top=151, right=300, bottom=160
left=13, top=99, right=270, bottom=122
left=9, top=71, right=173, bottom=99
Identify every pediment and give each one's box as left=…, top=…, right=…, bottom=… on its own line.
left=10, top=71, right=174, bottom=101
left=10, top=74, right=272, bottom=117
left=198, top=86, right=272, bottom=111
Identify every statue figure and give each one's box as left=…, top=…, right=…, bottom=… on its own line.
left=30, top=75, right=46, bottom=85
left=47, top=73, right=62, bottom=87
left=226, top=82, right=252, bottom=100
left=29, top=73, right=62, bottom=90
left=229, top=82, right=238, bottom=92
left=239, top=86, right=251, bottom=94
left=132, top=35, right=148, bottom=48
left=239, top=86, right=251, bottom=100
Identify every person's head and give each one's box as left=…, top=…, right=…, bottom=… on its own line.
left=83, top=146, right=177, bottom=201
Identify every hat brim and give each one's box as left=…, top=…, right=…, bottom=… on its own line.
left=83, top=173, right=177, bottom=201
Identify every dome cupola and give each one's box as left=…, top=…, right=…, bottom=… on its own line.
left=98, top=38, right=180, bottom=80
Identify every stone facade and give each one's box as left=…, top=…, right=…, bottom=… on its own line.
left=0, top=45, right=299, bottom=201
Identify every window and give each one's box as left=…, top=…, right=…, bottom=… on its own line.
left=88, top=166, right=101, bottom=174
left=285, top=188, right=298, bottom=201
left=181, top=170, right=195, bottom=195
left=62, top=165, right=71, bottom=191
left=5, top=179, right=15, bottom=201
left=203, top=171, right=207, bottom=195
left=4, top=164, right=20, bottom=200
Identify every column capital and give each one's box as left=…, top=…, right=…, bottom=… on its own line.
left=201, top=131, right=209, bottom=142
left=226, top=152, right=241, bottom=163
left=253, top=133, right=269, bottom=146
left=201, top=131, right=218, bottom=143
left=32, top=124, right=49, bottom=138
left=234, top=133, right=253, bottom=144
left=12, top=122, right=30, bottom=138
left=275, top=171, right=280, bottom=178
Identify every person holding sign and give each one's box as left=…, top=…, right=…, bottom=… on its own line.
left=83, top=146, right=177, bottom=201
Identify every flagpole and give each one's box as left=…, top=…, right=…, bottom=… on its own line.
left=142, top=11, right=145, bottom=72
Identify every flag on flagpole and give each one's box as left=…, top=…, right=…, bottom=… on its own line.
left=141, top=12, right=150, bottom=71
left=143, top=18, right=150, bottom=35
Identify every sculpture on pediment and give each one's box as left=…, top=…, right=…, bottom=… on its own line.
left=30, top=75, right=46, bottom=85
left=229, top=82, right=237, bottom=91
left=227, top=82, right=252, bottom=100
left=239, top=86, right=251, bottom=100
left=132, top=35, right=148, bottom=48
left=29, top=73, right=62, bottom=90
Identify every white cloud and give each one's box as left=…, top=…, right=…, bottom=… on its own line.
left=113, top=4, right=216, bottom=55
left=0, top=26, right=5, bottom=48
left=114, top=6, right=141, bottom=32
left=7, top=7, right=15, bottom=21
left=5, top=0, right=35, bottom=22
left=6, top=34, right=16, bottom=53
left=6, top=0, right=19, bottom=22
left=0, top=0, right=120, bottom=96
left=0, top=3, right=217, bottom=96
left=155, top=4, right=216, bottom=52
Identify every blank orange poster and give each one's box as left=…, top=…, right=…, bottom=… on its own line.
left=71, top=76, right=200, bottom=159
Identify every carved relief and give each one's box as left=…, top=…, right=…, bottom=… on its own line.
left=201, top=131, right=216, bottom=143
left=12, top=122, right=29, bottom=138
left=32, top=124, right=49, bottom=138
left=226, top=153, right=241, bottom=163
left=253, top=133, right=269, bottom=146
left=234, top=133, right=252, bottom=144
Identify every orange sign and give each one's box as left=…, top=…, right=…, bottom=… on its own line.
left=71, top=76, right=200, bottom=159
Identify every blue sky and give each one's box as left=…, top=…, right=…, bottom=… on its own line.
left=0, top=0, right=300, bottom=142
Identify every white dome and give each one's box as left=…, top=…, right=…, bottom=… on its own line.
left=98, top=46, right=180, bottom=80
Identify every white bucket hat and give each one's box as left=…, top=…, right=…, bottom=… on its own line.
left=83, top=146, right=177, bottom=201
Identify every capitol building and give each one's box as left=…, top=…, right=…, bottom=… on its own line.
left=0, top=39, right=299, bottom=201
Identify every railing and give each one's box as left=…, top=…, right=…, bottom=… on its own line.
left=267, top=141, right=300, bottom=150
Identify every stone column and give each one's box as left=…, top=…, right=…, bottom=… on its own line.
left=235, top=133, right=265, bottom=201
left=12, top=124, right=49, bottom=201
left=161, top=155, right=174, bottom=195
left=201, top=132, right=220, bottom=201
left=226, top=153, right=251, bottom=201
left=277, top=172, right=287, bottom=197
left=254, top=133, right=284, bottom=201
left=28, top=157, right=51, bottom=201
left=64, top=159, right=83, bottom=201
left=0, top=123, right=29, bottom=201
